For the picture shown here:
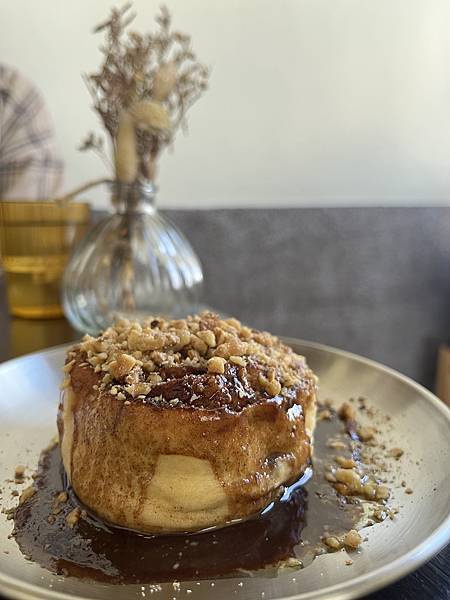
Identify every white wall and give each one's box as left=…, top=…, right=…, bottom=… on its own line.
left=1, top=0, right=450, bottom=208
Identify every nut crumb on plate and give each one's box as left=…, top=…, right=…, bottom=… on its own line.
left=19, top=486, right=36, bottom=505
left=66, top=507, right=82, bottom=528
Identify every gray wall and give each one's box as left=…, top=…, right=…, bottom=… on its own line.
left=168, top=207, right=450, bottom=389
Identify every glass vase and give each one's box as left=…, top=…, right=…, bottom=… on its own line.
left=62, top=181, right=204, bottom=334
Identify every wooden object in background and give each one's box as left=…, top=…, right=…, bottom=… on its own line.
left=436, top=344, right=450, bottom=406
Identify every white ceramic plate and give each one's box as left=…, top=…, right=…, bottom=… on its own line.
left=0, top=340, right=449, bottom=600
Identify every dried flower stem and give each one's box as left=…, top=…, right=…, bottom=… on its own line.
left=53, top=178, right=113, bottom=205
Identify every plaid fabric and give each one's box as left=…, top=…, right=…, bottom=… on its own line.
left=0, top=64, right=63, bottom=200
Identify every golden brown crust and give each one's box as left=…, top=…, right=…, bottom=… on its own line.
left=59, top=312, right=318, bottom=533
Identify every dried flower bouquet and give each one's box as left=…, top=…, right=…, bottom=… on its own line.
left=59, top=2, right=209, bottom=199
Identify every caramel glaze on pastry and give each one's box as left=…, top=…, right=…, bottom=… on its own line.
left=58, top=312, right=318, bottom=533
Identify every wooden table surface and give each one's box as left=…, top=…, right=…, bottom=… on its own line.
left=0, top=276, right=448, bottom=600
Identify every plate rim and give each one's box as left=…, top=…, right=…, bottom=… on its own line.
left=0, top=339, right=449, bottom=600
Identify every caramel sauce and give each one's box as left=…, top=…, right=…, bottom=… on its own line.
left=13, top=414, right=363, bottom=584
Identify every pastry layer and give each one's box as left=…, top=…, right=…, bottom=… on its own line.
left=58, top=313, right=317, bottom=532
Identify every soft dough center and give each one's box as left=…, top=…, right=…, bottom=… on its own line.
left=140, top=454, right=229, bottom=530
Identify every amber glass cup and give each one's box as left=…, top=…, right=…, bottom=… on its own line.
left=0, top=201, right=90, bottom=319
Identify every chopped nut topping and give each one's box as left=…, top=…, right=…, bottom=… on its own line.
left=62, top=359, right=75, bottom=373
left=108, top=353, right=137, bottom=379
left=258, top=373, right=282, bottom=397
left=338, top=402, right=355, bottom=421
left=19, top=486, right=36, bottom=505
left=230, top=355, right=246, bottom=366
left=215, top=340, right=249, bottom=359
left=225, top=317, right=242, bottom=330
left=372, top=507, right=388, bottom=522
left=128, top=330, right=165, bottom=351
left=387, top=447, right=404, bottom=459
left=335, top=468, right=361, bottom=488
left=343, top=529, right=362, bottom=549
left=323, top=536, right=341, bottom=550
left=197, top=330, right=216, bottom=348
left=357, top=426, right=376, bottom=442
left=2, top=507, right=16, bottom=520
left=335, top=456, right=356, bottom=469
left=282, top=373, right=297, bottom=387
left=328, top=460, right=391, bottom=502
left=325, top=471, right=337, bottom=483
left=66, top=507, right=82, bottom=528
left=376, top=485, right=390, bottom=500
left=240, top=326, right=252, bottom=339
left=207, top=357, right=226, bottom=374
left=14, top=465, right=26, bottom=480
left=67, top=311, right=315, bottom=411
left=327, top=439, right=347, bottom=450
left=125, top=382, right=151, bottom=397
left=317, top=408, right=332, bottom=421
left=56, top=491, right=68, bottom=503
